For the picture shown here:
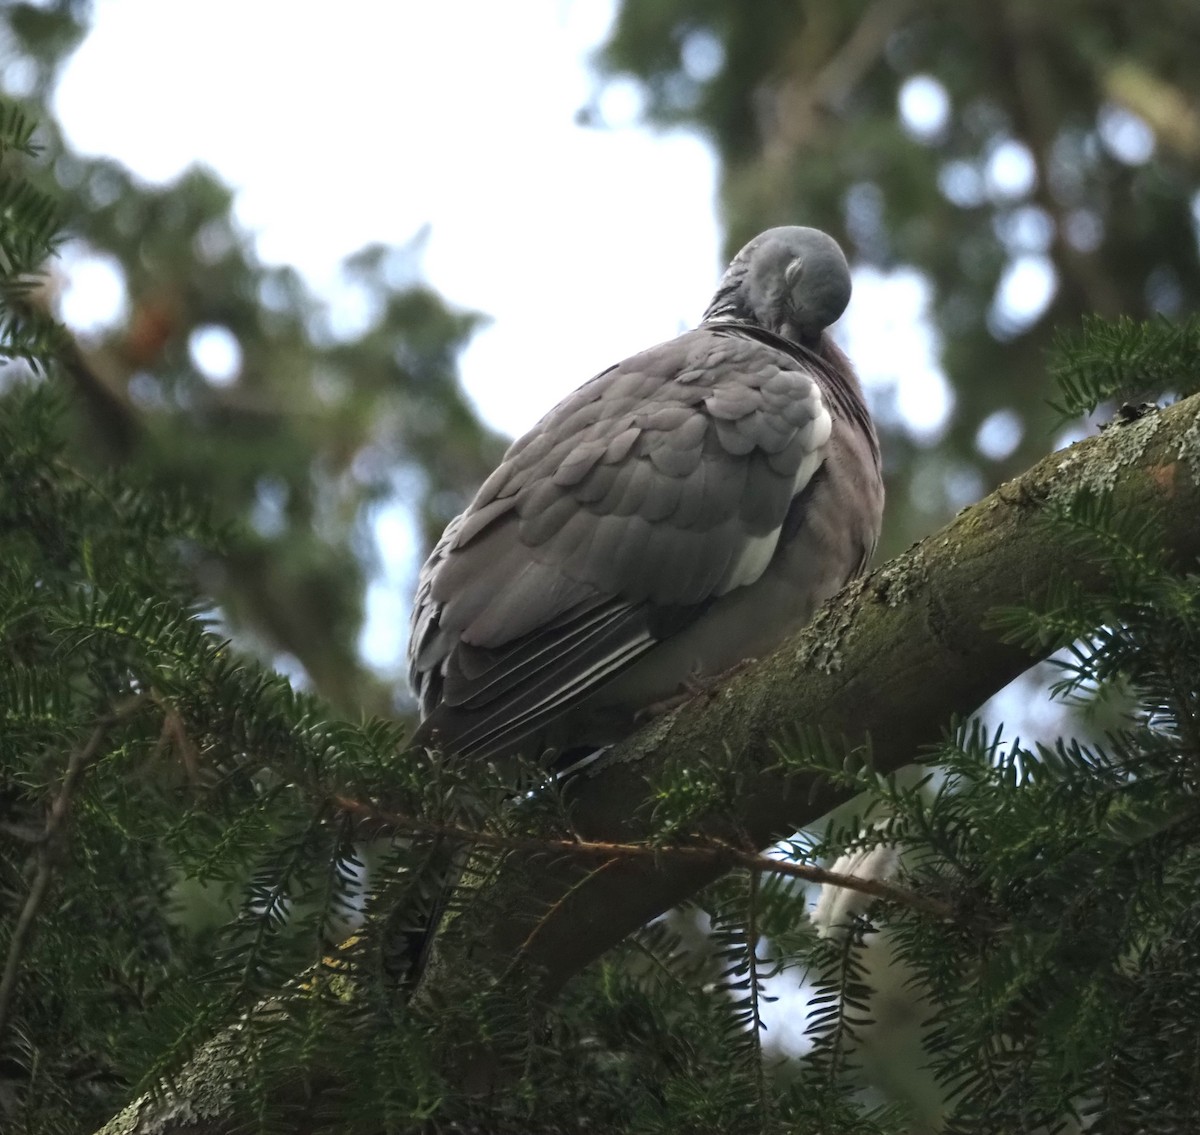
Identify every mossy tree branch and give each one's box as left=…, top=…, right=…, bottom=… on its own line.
left=426, top=395, right=1200, bottom=1007
left=98, top=392, right=1200, bottom=1134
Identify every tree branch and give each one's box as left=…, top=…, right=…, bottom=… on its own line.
left=0, top=697, right=147, bottom=1044
left=331, top=794, right=957, bottom=922
left=423, top=394, right=1200, bottom=1010
left=96, top=392, right=1200, bottom=1134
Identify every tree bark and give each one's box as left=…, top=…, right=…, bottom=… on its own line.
left=97, top=393, right=1200, bottom=1134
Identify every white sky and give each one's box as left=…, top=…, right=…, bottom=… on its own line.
left=54, top=0, right=722, bottom=437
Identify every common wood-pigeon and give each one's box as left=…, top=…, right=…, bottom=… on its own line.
left=408, top=226, right=884, bottom=766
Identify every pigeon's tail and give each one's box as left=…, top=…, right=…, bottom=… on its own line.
left=395, top=837, right=464, bottom=994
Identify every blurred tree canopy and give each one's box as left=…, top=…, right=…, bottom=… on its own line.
left=594, top=0, right=1200, bottom=550
left=3, top=1, right=1200, bottom=1134
left=1, top=0, right=505, bottom=717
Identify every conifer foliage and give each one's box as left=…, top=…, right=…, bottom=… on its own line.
left=5, top=25, right=1200, bottom=1133
left=8, top=307, right=1200, bottom=1134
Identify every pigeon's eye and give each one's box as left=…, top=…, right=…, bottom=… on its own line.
left=785, top=257, right=805, bottom=288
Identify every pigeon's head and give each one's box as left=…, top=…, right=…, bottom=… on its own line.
left=703, top=226, right=852, bottom=346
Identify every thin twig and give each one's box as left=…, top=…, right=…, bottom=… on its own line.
left=510, top=857, right=625, bottom=981
left=0, top=698, right=147, bottom=1044
left=745, top=865, right=770, bottom=1134
left=332, top=794, right=955, bottom=923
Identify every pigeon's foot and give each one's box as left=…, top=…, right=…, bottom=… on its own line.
left=633, top=657, right=760, bottom=723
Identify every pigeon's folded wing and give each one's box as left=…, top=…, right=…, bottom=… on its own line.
left=408, top=325, right=836, bottom=760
